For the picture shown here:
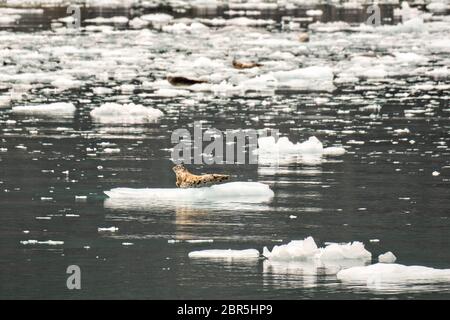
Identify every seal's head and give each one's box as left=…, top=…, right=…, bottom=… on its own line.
left=172, top=164, right=187, bottom=174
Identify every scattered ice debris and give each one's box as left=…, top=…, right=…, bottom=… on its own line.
left=370, top=239, right=380, bottom=243
left=432, top=171, right=440, bottom=176
left=263, top=237, right=371, bottom=262
left=122, top=242, right=134, bottom=246
left=75, top=195, right=87, bottom=200
left=20, top=240, right=64, bottom=245
left=189, top=249, right=260, bottom=259
left=90, top=103, right=163, bottom=124
left=105, top=182, right=274, bottom=203
left=378, top=251, right=397, bottom=264
left=12, top=102, right=75, bottom=118
left=40, top=197, right=53, bottom=201
left=98, top=227, right=119, bottom=232
left=337, top=263, right=450, bottom=283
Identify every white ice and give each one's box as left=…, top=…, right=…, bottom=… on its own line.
left=189, top=249, right=260, bottom=259
left=263, top=236, right=372, bottom=262
left=337, top=263, right=450, bottom=283
left=257, top=136, right=346, bottom=163
left=12, top=102, right=75, bottom=118
left=105, top=182, right=274, bottom=203
left=90, top=103, right=163, bottom=124
left=378, top=251, right=397, bottom=263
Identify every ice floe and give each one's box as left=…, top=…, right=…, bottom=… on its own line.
left=12, top=102, right=75, bottom=118
left=257, top=136, right=346, bottom=164
left=105, top=182, right=274, bottom=203
left=263, top=237, right=372, bottom=262
left=189, top=249, right=260, bottom=259
left=90, top=103, right=163, bottom=124
left=337, top=263, right=450, bottom=284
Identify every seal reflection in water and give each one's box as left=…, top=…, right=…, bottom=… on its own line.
left=172, top=164, right=230, bottom=188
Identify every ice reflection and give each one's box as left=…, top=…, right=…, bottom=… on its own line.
left=263, top=259, right=370, bottom=289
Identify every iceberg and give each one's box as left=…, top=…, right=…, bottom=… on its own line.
left=12, top=102, right=75, bottom=118
left=90, top=103, right=163, bottom=124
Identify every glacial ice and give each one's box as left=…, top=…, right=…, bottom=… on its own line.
left=262, top=237, right=372, bottom=262
left=105, top=182, right=274, bottom=203
left=12, top=102, right=75, bottom=118
left=90, top=103, right=163, bottom=124
left=337, top=263, right=450, bottom=283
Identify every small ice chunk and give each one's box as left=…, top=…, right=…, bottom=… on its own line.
left=98, top=227, right=119, bottom=232
left=432, top=171, right=440, bottom=176
left=394, top=128, right=410, bottom=134
left=378, top=251, right=397, bottom=264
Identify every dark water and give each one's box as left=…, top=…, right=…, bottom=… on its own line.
left=1, top=4, right=450, bottom=299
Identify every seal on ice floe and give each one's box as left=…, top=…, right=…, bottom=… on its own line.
left=167, top=76, right=207, bottom=86
left=232, top=59, right=263, bottom=69
left=172, top=164, right=229, bottom=188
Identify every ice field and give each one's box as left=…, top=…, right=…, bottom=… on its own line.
left=1, top=0, right=450, bottom=299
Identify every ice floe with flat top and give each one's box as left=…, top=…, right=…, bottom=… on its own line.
left=337, top=263, right=450, bottom=284
left=90, top=103, right=163, bottom=124
left=105, top=182, right=274, bottom=203
left=189, top=249, right=260, bottom=259
left=12, top=102, right=75, bottom=118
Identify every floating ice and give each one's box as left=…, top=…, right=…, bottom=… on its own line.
left=189, top=249, right=260, bottom=259
left=257, top=136, right=346, bottom=159
left=263, top=237, right=372, bottom=262
left=378, top=251, right=397, bottom=263
left=12, top=102, right=75, bottom=118
left=90, top=103, right=163, bottom=124
left=337, top=263, right=450, bottom=283
left=98, top=227, right=119, bottom=232
left=105, top=182, right=274, bottom=203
